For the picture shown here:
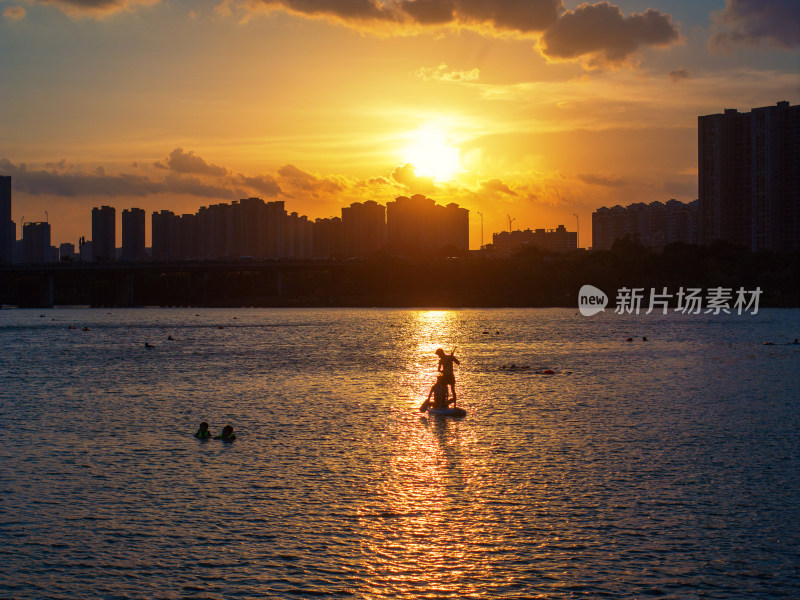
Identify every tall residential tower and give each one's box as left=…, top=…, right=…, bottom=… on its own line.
left=699, top=101, right=799, bottom=251
left=0, top=176, right=15, bottom=263
left=91, top=205, right=116, bottom=261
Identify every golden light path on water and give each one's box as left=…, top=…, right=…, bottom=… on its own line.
left=358, top=310, right=503, bottom=598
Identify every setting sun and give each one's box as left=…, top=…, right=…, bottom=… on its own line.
left=403, top=127, right=461, bottom=181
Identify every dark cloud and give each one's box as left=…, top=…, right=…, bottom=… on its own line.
left=32, top=0, right=681, bottom=70
left=540, top=2, right=680, bottom=67
left=1, top=158, right=163, bottom=197
left=237, top=174, right=282, bottom=197
left=661, top=179, right=696, bottom=197
left=162, top=173, right=242, bottom=198
left=576, top=173, right=628, bottom=187
left=260, top=0, right=385, bottom=22
left=399, top=0, right=454, bottom=25
left=0, top=158, right=240, bottom=199
left=668, top=67, right=691, bottom=82
left=711, top=0, right=800, bottom=50
left=452, top=0, right=562, bottom=32
left=247, top=0, right=562, bottom=33
left=480, top=178, right=517, bottom=195
left=154, top=147, right=228, bottom=177
left=278, top=164, right=344, bottom=197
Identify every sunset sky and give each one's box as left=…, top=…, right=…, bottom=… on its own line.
left=1, top=0, right=798, bottom=248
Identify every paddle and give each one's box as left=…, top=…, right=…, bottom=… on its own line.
left=450, top=346, right=457, bottom=407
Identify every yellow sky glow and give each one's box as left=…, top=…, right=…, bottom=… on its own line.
left=403, top=126, right=462, bottom=181
left=0, top=2, right=798, bottom=249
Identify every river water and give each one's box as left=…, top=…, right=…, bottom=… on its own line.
left=1, top=307, right=798, bottom=599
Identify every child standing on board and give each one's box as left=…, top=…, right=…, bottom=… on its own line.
left=435, top=348, right=460, bottom=403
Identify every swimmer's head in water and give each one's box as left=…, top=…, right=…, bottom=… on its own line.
left=199, top=422, right=209, bottom=431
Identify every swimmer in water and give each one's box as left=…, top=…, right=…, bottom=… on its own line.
left=194, top=422, right=212, bottom=439
left=214, top=425, right=236, bottom=442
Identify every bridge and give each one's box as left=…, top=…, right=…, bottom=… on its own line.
left=0, top=260, right=350, bottom=308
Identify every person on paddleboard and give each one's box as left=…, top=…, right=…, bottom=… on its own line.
left=420, top=375, right=452, bottom=412
left=435, top=347, right=460, bottom=402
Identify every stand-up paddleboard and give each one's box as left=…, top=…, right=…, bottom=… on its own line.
left=427, top=407, right=467, bottom=418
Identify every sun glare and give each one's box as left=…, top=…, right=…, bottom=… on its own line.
left=403, top=127, right=461, bottom=181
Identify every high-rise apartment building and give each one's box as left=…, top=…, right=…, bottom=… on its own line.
left=341, top=200, right=386, bottom=258
left=152, top=210, right=176, bottom=261
left=699, top=101, right=799, bottom=251
left=0, top=175, right=15, bottom=263
left=313, top=217, right=343, bottom=258
left=91, top=205, right=116, bottom=261
left=122, top=208, right=146, bottom=261
left=22, top=221, right=51, bottom=264
left=284, top=212, right=313, bottom=259
left=386, top=195, right=469, bottom=258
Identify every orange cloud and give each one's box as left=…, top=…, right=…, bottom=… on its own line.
left=391, top=162, right=436, bottom=193
left=576, top=173, right=628, bottom=187
left=3, top=5, right=26, bottom=19
left=415, top=63, right=480, bottom=82
left=34, top=0, right=159, bottom=18
left=479, top=178, right=517, bottom=196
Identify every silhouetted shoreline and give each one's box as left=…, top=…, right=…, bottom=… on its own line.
left=2, top=240, right=799, bottom=308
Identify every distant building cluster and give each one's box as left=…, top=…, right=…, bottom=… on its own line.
left=0, top=184, right=469, bottom=264
left=492, top=225, right=577, bottom=255
left=592, top=200, right=700, bottom=251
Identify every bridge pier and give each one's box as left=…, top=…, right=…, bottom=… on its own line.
left=17, top=274, right=54, bottom=308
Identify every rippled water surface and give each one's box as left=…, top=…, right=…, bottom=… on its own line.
left=1, top=307, right=799, bottom=599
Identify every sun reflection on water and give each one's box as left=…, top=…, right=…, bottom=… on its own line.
left=357, top=310, right=495, bottom=597
left=393, top=310, right=461, bottom=408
